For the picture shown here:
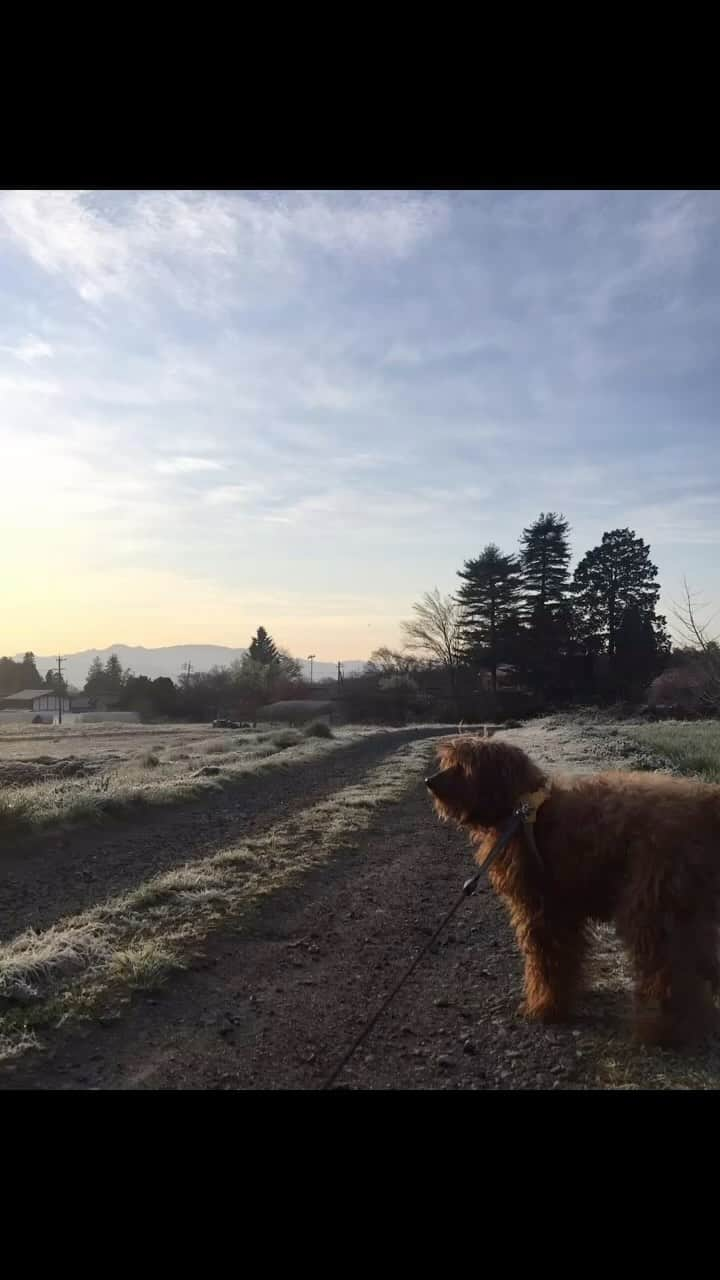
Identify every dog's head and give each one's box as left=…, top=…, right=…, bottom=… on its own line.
left=425, top=736, right=547, bottom=829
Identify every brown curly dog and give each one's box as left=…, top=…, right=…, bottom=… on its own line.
left=426, top=736, right=720, bottom=1047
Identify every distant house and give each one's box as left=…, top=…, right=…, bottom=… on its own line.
left=0, top=688, right=71, bottom=714
left=67, top=694, right=93, bottom=712
left=0, top=689, right=97, bottom=715
left=476, top=665, right=521, bottom=692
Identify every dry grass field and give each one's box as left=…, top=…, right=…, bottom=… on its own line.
left=1, top=715, right=719, bottom=1089
left=0, top=720, right=381, bottom=838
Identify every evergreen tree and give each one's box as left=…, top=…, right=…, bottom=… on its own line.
left=519, top=512, right=571, bottom=632
left=151, top=677, right=178, bottom=717
left=614, top=604, right=662, bottom=699
left=84, top=656, right=106, bottom=696
left=248, top=626, right=279, bottom=666
left=0, top=657, right=21, bottom=696
left=45, top=668, right=67, bottom=695
left=19, top=651, right=42, bottom=687
left=103, top=653, right=126, bottom=697
left=0, top=653, right=43, bottom=694
left=457, top=544, right=521, bottom=692
left=572, top=528, right=668, bottom=658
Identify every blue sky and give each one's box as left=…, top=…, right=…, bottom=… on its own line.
left=1, top=189, right=718, bottom=658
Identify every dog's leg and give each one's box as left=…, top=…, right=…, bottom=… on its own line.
left=694, top=919, right=720, bottom=1000
left=512, top=910, right=588, bottom=1023
left=632, top=961, right=716, bottom=1048
left=623, top=921, right=718, bottom=1047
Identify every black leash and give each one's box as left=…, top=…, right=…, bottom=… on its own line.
left=321, top=808, right=528, bottom=1091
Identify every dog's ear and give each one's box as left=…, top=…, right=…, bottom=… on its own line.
left=460, top=740, right=547, bottom=826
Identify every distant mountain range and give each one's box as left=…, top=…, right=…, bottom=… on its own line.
left=23, top=646, right=367, bottom=689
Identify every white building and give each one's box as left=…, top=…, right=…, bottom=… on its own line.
left=0, top=688, right=71, bottom=714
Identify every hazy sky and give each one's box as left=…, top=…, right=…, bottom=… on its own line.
left=2, top=189, right=718, bottom=659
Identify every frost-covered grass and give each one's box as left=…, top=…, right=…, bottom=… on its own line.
left=623, top=721, right=720, bottom=783
left=0, top=723, right=383, bottom=838
left=0, top=737, right=438, bottom=1063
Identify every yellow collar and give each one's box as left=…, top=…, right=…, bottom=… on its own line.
left=517, top=783, right=552, bottom=823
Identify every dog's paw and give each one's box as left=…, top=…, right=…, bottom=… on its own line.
left=517, top=999, right=569, bottom=1024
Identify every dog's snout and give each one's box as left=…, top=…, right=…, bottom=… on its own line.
left=425, top=772, right=442, bottom=794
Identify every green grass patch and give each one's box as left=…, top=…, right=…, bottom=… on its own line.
left=624, top=721, right=720, bottom=783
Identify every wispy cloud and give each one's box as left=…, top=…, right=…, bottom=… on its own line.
left=0, top=334, right=54, bottom=362
left=203, top=484, right=264, bottom=505
left=155, top=456, right=225, bottom=476
left=0, top=190, right=448, bottom=310
left=1, top=189, right=719, bottom=655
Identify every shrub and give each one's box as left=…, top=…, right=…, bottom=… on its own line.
left=647, top=665, right=708, bottom=714
left=304, top=720, right=333, bottom=739
left=271, top=730, right=303, bottom=750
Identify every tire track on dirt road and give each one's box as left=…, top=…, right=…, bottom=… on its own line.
left=0, top=735, right=443, bottom=1076
left=0, top=728, right=444, bottom=943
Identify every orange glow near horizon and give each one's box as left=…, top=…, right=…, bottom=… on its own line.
left=2, top=564, right=403, bottom=661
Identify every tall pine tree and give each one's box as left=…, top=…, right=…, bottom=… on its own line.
left=519, top=512, right=571, bottom=632
left=614, top=605, right=662, bottom=699
left=19, top=651, right=42, bottom=688
left=248, top=626, right=279, bottom=666
left=517, top=512, right=574, bottom=692
left=103, top=654, right=126, bottom=696
left=572, top=528, right=669, bottom=658
left=84, top=656, right=105, bottom=695
left=457, top=544, right=521, bottom=692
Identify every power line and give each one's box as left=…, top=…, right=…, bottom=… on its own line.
left=56, top=655, right=65, bottom=725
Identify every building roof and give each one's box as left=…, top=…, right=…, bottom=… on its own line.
left=1, top=688, right=53, bottom=701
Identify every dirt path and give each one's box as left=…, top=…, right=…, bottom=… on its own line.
left=3, top=718, right=720, bottom=1090
left=0, top=728, right=441, bottom=941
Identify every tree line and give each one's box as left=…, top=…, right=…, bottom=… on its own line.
left=0, top=523, right=706, bottom=723
left=0, top=628, right=305, bottom=722
left=81, top=627, right=304, bottom=720
left=0, top=651, right=44, bottom=697
left=371, top=515, right=672, bottom=711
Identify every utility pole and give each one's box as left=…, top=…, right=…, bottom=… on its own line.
left=307, top=654, right=316, bottom=685
left=56, top=655, right=65, bottom=724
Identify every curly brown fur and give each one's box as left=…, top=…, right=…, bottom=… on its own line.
left=426, top=736, right=720, bottom=1047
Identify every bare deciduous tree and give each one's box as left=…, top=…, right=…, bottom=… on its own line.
left=401, top=588, right=463, bottom=690
left=671, top=579, right=720, bottom=709
left=364, top=647, right=425, bottom=677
